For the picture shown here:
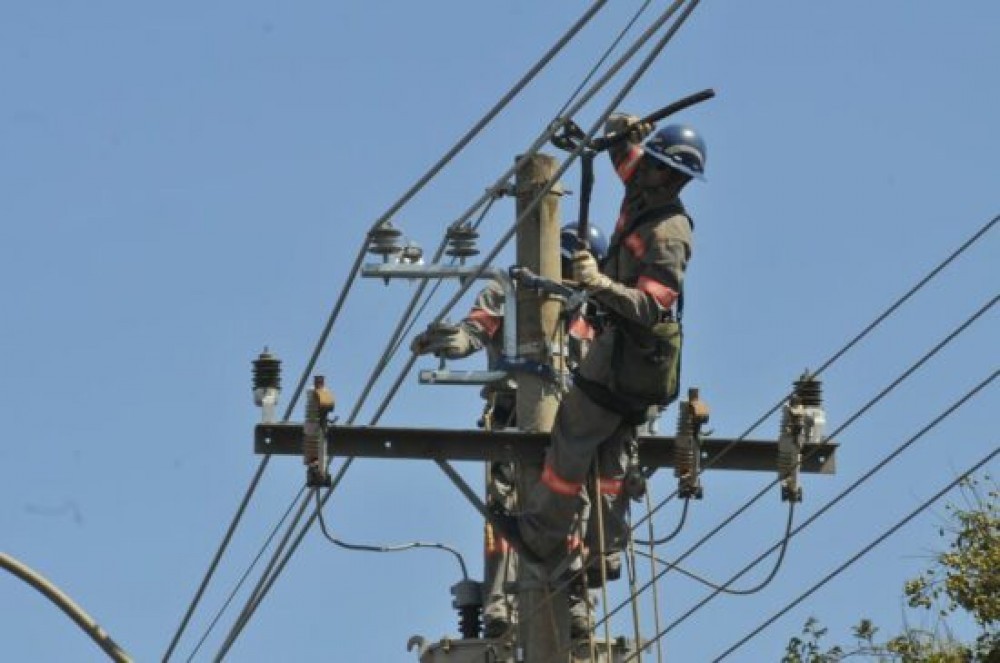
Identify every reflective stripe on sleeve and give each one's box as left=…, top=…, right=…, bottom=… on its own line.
left=615, top=145, right=644, bottom=183
left=637, top=275, right=678, bottom=309
left=568, top=316, right=595, bottom=341
left=468, top=308, right=501, bottom=338
left=599, top=477, right=623, bottom=497
left=541, top=463, right=583, bottom=497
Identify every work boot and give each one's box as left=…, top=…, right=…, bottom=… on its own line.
left=585, top=551, right=622, bottom=588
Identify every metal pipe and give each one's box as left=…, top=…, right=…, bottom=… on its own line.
left=361, top=263, right=519, bottom=360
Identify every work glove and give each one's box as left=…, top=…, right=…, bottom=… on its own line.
left=572, top=250, right=611, bottom=292
left=410, top=322, right=476, bottom=360
left=624, top=117, right=654, bottom=144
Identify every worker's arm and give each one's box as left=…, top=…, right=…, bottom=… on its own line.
left=575, top=214, right=691, bottom=327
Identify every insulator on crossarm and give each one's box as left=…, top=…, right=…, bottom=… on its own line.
left=303, top=375, right=335, bottom=488
left=252, top=347, right=281, bottom=423
left=367, top=220, right=405, bottom=262
left=777, top=373, right=819, bottom=503
left=445, top=223, right=480, bottom=263
left=794, top=370, right=826, bottom=445
left=674, top=387, right=708, bottom=499
left=450, top=579, right=482, bottom=640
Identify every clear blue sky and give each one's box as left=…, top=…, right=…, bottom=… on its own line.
left=2, top=2, right=997, bottom=661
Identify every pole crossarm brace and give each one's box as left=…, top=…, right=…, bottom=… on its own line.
left=254, top=424, right=837, bottom=474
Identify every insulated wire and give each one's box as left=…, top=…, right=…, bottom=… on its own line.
left=634, top=501, right=796, bottom=597
left=631, top=212, right=1000, bottom=538
left=169, top=3, right=616, bottom=657
left=635, top=495, right=690, bottom=546
left=589, top=295, right=998, bottom=646
left=184, top=487, right=305, bottom=662
left=643, top=492, right=667, bottom=662
left=645, top=368, right=1000, bottom=659
left=222, top=0, right=715, bottom=653
left=711, top=443, right=1000, bottom=662
left=556, top=0, right=656, bottom=118
left=314, top=489, right=469, bottom=580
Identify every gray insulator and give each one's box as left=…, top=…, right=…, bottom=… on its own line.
left=445, top=224, right=480, bottom=258
left=252, top=348, right=282, bottom=391
left=368, top=221, right=404, bottom=257
left=794, top=371, right=823, bottom=407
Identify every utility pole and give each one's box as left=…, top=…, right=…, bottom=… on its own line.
left=513, top=153, right=569, bottom=661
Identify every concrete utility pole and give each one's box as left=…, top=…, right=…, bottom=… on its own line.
left=513, top=153, right=569, bottom=662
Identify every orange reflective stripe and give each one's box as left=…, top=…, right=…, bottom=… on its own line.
left=566, top=534, right=586, bottom=553
left=599, top=477, right=624, bottom=497
left=541, top=463, right=583, bottom=497
left=637, top=276, right=678, bottom=309
left=568, top=315, right=595, bottom=341
left=623, top=231, right=646, bottom=259
left=615, top=145, right=644, bottom=182
left=467, top=308, right=501, bottom=338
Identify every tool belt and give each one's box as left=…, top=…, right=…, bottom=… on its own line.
left=573, top=312, right=682, bottom=422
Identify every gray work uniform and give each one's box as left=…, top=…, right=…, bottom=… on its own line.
left=519, top=114, right=693, bottom=561
left=460, top=280, right=594, bottom=631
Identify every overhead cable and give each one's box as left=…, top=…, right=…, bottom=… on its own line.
left=633, top=212, right=999, bottom=536
left=642, top=367, right=998, bottom=659
left=589, top=295, right=998, bottom=644
left=164, top=3, right=615, bottom=658
left=217, top=1, right=705, bottom=656
left=710, top=443, right=1000, bottom=663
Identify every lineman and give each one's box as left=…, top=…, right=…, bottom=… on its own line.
left=499, top=117, right=706, bottom=591
left=411, top=223, right=608, bottom=638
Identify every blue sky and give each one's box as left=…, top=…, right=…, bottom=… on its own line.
left=2, top=2, right=997, bottom=661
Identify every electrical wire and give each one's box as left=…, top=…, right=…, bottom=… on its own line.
left=314, top=489, right=469, bottom=580
left=556, top=0, right=656, bottom=118
left=588, top=295, right=998, bottom=648
left=634, top=501, right=796, bottom=597
left=166, top=3, right=617, bottom=658
left=632, top=212, right=1000, bottom=538
left=217, top=1, right=704, bottom=654
left=635, top=495, right=690, bottom=546
left=639, top=367, right=999, bottom=659
left=710, top=444, right=1000, bottom=663
left=183, top=487, right=305, bottom=662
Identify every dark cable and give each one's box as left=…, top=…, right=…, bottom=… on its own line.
left=592, top=295, right=998, bottom=642
left=641, top=368, right=999, bottom=658
left=710, top=444, right=1000, bottom=662
left=635, top=501, right=795, bottom=596
left=556, top=0, right=656, bottom=117
left=633, top=213, right=999, bottom=536
left=314, top=489, right=469, bottom=580
left=219, top=0, right=707, bottom=654
left=635, top=496, right=690, bottom=546
left=162, top=4, right=613, bottom=657
left=183, top=487, right=305, bottom=662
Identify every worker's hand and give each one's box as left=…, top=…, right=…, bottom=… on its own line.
left=625, top=117, right=654, bottom=144
left=410, top=322, right=476, bottom=359
left=572, top=250, right=608, bottom=291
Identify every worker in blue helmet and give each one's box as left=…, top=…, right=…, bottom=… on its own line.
left=497, top=115, right=707, bottom=638
left=410, top=221, right=608, bottom=639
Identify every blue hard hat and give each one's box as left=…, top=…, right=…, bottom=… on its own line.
left=643, top=124, right=707, bottom=181
left=561, top=222, right=608, bottom=263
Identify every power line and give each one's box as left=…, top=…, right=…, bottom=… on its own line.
left=636, top=367, right=999, bottom=660
left=214, top=2, right=706, bottom=657
left=163, top=3, right=615, bottom=658
left=632, top=212, right=999, bottom=538
left=711, top=443, right=1000, bottom=662
left=591, top=294, right=997, bottom=645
